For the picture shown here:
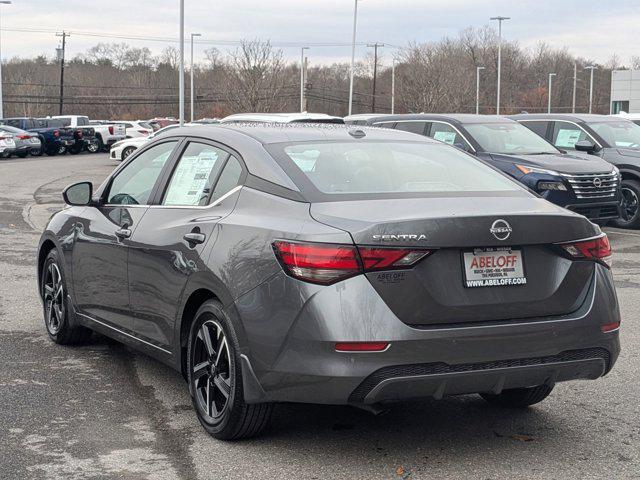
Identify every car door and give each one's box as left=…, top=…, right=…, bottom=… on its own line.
left=72, top=140, right=180, bottom=331
left=127, top=139, right=246, bottom=350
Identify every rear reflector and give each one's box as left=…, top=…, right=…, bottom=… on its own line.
left=272, top=241, right=432, bottom=285
left=601, top=322, right=620, bottom=333
left=559, top=234, right=612, bottom=268
left=335, top=342, right=389, bottom=352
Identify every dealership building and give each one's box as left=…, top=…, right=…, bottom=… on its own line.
left=610, top=69, right=640, bottom=114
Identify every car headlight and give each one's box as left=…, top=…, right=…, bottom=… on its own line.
left=516, top=164, right=561, bottom=176
left=112, top=141, right=124, bottom=148
left=537, top=181, right=567, bottom=191
left=612, top=165, right=620, bottom=177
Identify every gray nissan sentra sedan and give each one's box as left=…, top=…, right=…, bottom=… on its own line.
left=37, top=124, right=621, bottom=440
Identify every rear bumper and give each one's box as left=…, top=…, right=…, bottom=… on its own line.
left=236, top=267, right=620, bottom=405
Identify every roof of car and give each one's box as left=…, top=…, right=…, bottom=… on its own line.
left=221, top=112, right=344, bottom=123
left=347, top=113, right=517, bottom=125
left=508, top=113, right=620, bottom=122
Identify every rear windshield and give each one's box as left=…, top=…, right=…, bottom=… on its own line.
left=270, top=141, right=522, bottom=199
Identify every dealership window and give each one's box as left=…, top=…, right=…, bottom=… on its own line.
left=611, top=100, right=629, bottom=115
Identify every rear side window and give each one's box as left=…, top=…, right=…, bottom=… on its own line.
left=394, top=121, right=427, bottom=135
left=520, top=121, right=549, bottom=139
left=163, top=142, right=228, bottom=206
left=552, top=121, right=590, bottom=149
left=279, top=142, right=520, bottom=195
left=211, top=156, right=243, bottom=202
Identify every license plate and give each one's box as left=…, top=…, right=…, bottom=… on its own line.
left=463, top=247, right=526, bottom=288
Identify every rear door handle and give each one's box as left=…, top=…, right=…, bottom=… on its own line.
left=115, top=227, right=132, bottom=239
left=183, top=232, right=206, bottom=246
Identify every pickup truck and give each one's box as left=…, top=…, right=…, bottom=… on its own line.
left=0, top=118, right=75, bottom=156
left=51, top=115, right=126, bottom=152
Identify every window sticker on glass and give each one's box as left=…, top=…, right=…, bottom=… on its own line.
left=555, top=129, right=582, bottom=148
left=433, top=131, right=457, bottom=145
left=164, top=153, right=219, bottom=206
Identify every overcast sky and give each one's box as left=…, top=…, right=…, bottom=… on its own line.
left=1, top=0, right=639, bottom=66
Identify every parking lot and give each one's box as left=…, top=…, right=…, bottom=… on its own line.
left=0, top=152, right=637, bottom=479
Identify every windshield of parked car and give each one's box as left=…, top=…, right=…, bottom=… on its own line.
left=275, top=141, right=521, bottom=195
left=464, top=122, right=558, bottom=155
left=587, top=120, right=640, bottom=148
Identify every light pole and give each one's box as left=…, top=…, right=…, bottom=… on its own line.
left=179, top=0, right=185, bottom=126
left=490, top=16, right=510, bottom=115
left=476, top=66, right=485, bottom=114
left=300, top=46, right=309, bottom=112
left=391, top=57, right=396, bottom=114
left=0, top=1, right=12, bottom=119
left=585, top=65, right=597, bottom=114
left=190, top=33, right=201, bottom=122
left=547, top=73, right=556, bottom=114
left=348, top=0, right=360, bottom=116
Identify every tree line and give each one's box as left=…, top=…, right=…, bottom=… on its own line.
left=1, top=26, right=631, bottom=120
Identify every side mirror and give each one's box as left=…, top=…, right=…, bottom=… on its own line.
left=63, top=181, right=93, bottom=206
left=574, top=140, right=599, bottom=153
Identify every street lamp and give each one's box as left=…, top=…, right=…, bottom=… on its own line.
left=190, top=33, right=201, bottom=122
left=547, top=73, right=556, bottom=114
left=476, top=66, right=485, bottom=114
left=490, top=16, right=510, bottom=115
left=179, top=0, right=185, bottom=126
left=0, top=1, right=12, bottom=119
left=300, top=46, right=309, bottom=112
left=391, top=57, right=396, bottom=114
left=585, top=65, right=597, bottom=114
left=348, top=0, right=361, bottom=116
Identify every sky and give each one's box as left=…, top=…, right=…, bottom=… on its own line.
left=1, top=0, right=639, bottom=67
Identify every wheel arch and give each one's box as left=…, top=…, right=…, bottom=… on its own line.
left=620, top=169, right=640, bottom=182
left=37, top=237, right=58, bottom=290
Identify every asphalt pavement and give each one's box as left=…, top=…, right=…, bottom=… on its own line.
left=0, top=153, right=638, bottom=479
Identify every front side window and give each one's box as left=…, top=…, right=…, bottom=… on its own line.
left=551, top=121, right=590, bottom=149
left=587, top=120, right=640, bottom=148
left=464, top=122, right=558, bottom=155
left=428, top=123, right=472, bottom=151
left=279, top=142, right=521, bottom=195
left=163, top=143, right=228, bottom=206
left=107, top=141, right=178, bottom=205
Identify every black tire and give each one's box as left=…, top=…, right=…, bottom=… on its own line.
left=86, top=140, right=100, bottom=154
left=41, top=249, right=92, bottom=345
left=95, top=135, right=107, bottom=152
left=121, top=146, right=136, bottom=160
left=611, top=179, right=640, bottom=229
left=187, top=300, right=272, bottom=440
left=480, top=384, right=554, bottom=408
left=17, top=151, right=28, bottom=158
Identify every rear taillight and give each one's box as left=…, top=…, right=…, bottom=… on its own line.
left=109, top=126, right=114, bottom=135
left=17, top=134, right=30, bottom=140
left=53, top=130, right=59, bottom=137
left=559, top=234, right=612, bottom=268
left=272, top=241, right=432, bottom=285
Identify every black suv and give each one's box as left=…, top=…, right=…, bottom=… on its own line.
left=510, top=114, right=640, bottom=228
left=345, top=114, right=622, bottom=224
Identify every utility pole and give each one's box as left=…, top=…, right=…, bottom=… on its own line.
left=490, top=16, right=510, bottom=115
left=348, top=0, right=360, bottom=116
left=548, top=73, right=556, bottom=114
left=300, top=47, right=309, bottom=112
left=476, top=66, right=485, bottom=114
left=0, top=1, right=12, bottom=119
left=55, top=31, right=69, bottom=116
left=572, top=62, right=577, bottom=113
left=391, top=58, right=396, bottom=114
left=190, top=33, right=201, bottom=122
left=367, top=43, right=383, bottom=112
left=302, top=56, right=309, bottom=111
left=585, top=65, right=597, bottom=114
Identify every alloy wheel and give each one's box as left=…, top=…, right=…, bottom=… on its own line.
left=43, top=262, right=65, bottom=335
left=191, top=320, right=232, bottom=421
left=621, top=187, right=639, bottom=222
